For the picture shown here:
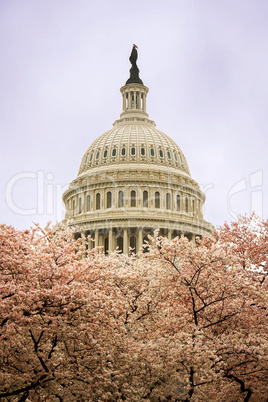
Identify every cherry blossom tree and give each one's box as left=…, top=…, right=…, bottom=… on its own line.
left=145, top=225, right=268, bottom=401
left=0, top=215, right=267, bottom=401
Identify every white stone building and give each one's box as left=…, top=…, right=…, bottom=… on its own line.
left=63, top=46, right=213, bottom=254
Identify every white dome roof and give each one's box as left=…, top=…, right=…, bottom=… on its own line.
left=78, top=120, right=190, bottom=176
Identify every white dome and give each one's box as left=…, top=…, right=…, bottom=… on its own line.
left=63, top=48, right=213, bottom=254
left=78, top=120, right=190, bottom=176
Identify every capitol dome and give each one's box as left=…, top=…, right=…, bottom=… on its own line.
left=63, top=46, right=213, bottom=254
left=78, top=117, right=190, bottom=176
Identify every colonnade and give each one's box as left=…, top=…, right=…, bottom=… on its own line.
left=120, top=83, right=148, bottom=115
left=81, top=227, right=195, bottom=255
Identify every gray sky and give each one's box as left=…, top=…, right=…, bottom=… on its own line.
left=1, top=0, right=267, bottom=229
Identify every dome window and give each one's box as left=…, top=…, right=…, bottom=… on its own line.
left=72, top=200, right=75, bottom=215
left=79, top=197, right=82, bottom=214
left=159, top=150, right=163, bottom=158
left=96, top=152, right=100, bottom=160
left=141, top=147, right=145, bottom=156
left=174, top=153, right=178, bottom=161
left=103, top=150, right=108, bottom=158
left=185, top=197, right=188, bottom=213
left=166, top=193, right=171, bottom=210
left=112, top=148, right=117, bottom=157
left=87, top=195, right=90, bottom=212
left=122, top=147, right=126, bottom=156
left=131, top=190, right=136, bottom=207
left=96, top=193, right=101, bottom=210
left=90, top=153, right=93, bottom=161
left=150, top=148, right=155, bottom=157
left=167, top=151, right=171, bottom=160
left=131, top=147, right=136, bottom=156
left=84, top=155, right=88, bottom=165
left=107, top=191, right=112, bottom=208
left=176, top=195, right=180, bottom=211
left=118, top=191, right=124, bottom=207
left=155, top=191, right=160, bottom=208
left=143, top=190, right=148, bottom=207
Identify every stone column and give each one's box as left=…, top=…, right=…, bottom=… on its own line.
left=167, top=229, right=172, bottom=240
left=123, top=227, right=128, bottom=255
left=108, top=228, right=113, bottom=253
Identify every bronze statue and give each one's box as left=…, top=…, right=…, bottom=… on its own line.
left=126, top=44, right=143, bottom=85
left=129, top=44, right=138, bottom=67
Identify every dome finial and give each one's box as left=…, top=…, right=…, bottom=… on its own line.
left=126, top=44, right=144, bottom=85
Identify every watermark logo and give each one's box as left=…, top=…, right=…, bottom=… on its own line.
left=228, top=170, right=263, bottom=219
left=5, top=171, right=68, bottom=221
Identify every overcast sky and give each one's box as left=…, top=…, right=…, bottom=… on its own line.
left=1, top=0, right=267, bottom=230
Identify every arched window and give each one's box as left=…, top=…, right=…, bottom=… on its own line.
left=176, top=194, right=180, bottom=211
left=167, top=151, right=171, bottom=160
left=96, top=151, right=100, bottom=160
left=122, top=147, right=126, bottom=156
left=79, top=197, right=82, bottom=214
left=131, top=190, right=136, bottom=207
left=118, top=191, right=124, bottom=207
left=131, top=147, right=135, bottom=156
left=130, top=236, right=136, bottom=254
left=150, top=148, right=155, bottom=156
left=159, top=149, right=163, bottom=158
left=117, top=236, right=123, bottom=253
left=166, top=193, right=171, bottom=210
left=107, top=191, right=112, bottom=208
left=112, top=148, right=116, bottom=157
left=192, top=199, right=195, bottom=215
left=155, top=191, right=160, bottom=208
left=141, top=147, right=145, bottom=156
left=174, top=152, right=178, bottom=161
left=185, top=197, right=188, bottom=213
left=103, top=150, right=107, bottom=158
left=87, top=195, right=90, bottom=211
left=143, top=235, right=149, bottom=253
left=96, top=193, right=101, bottom=210
left=143, top=190, right=148, bottom=207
